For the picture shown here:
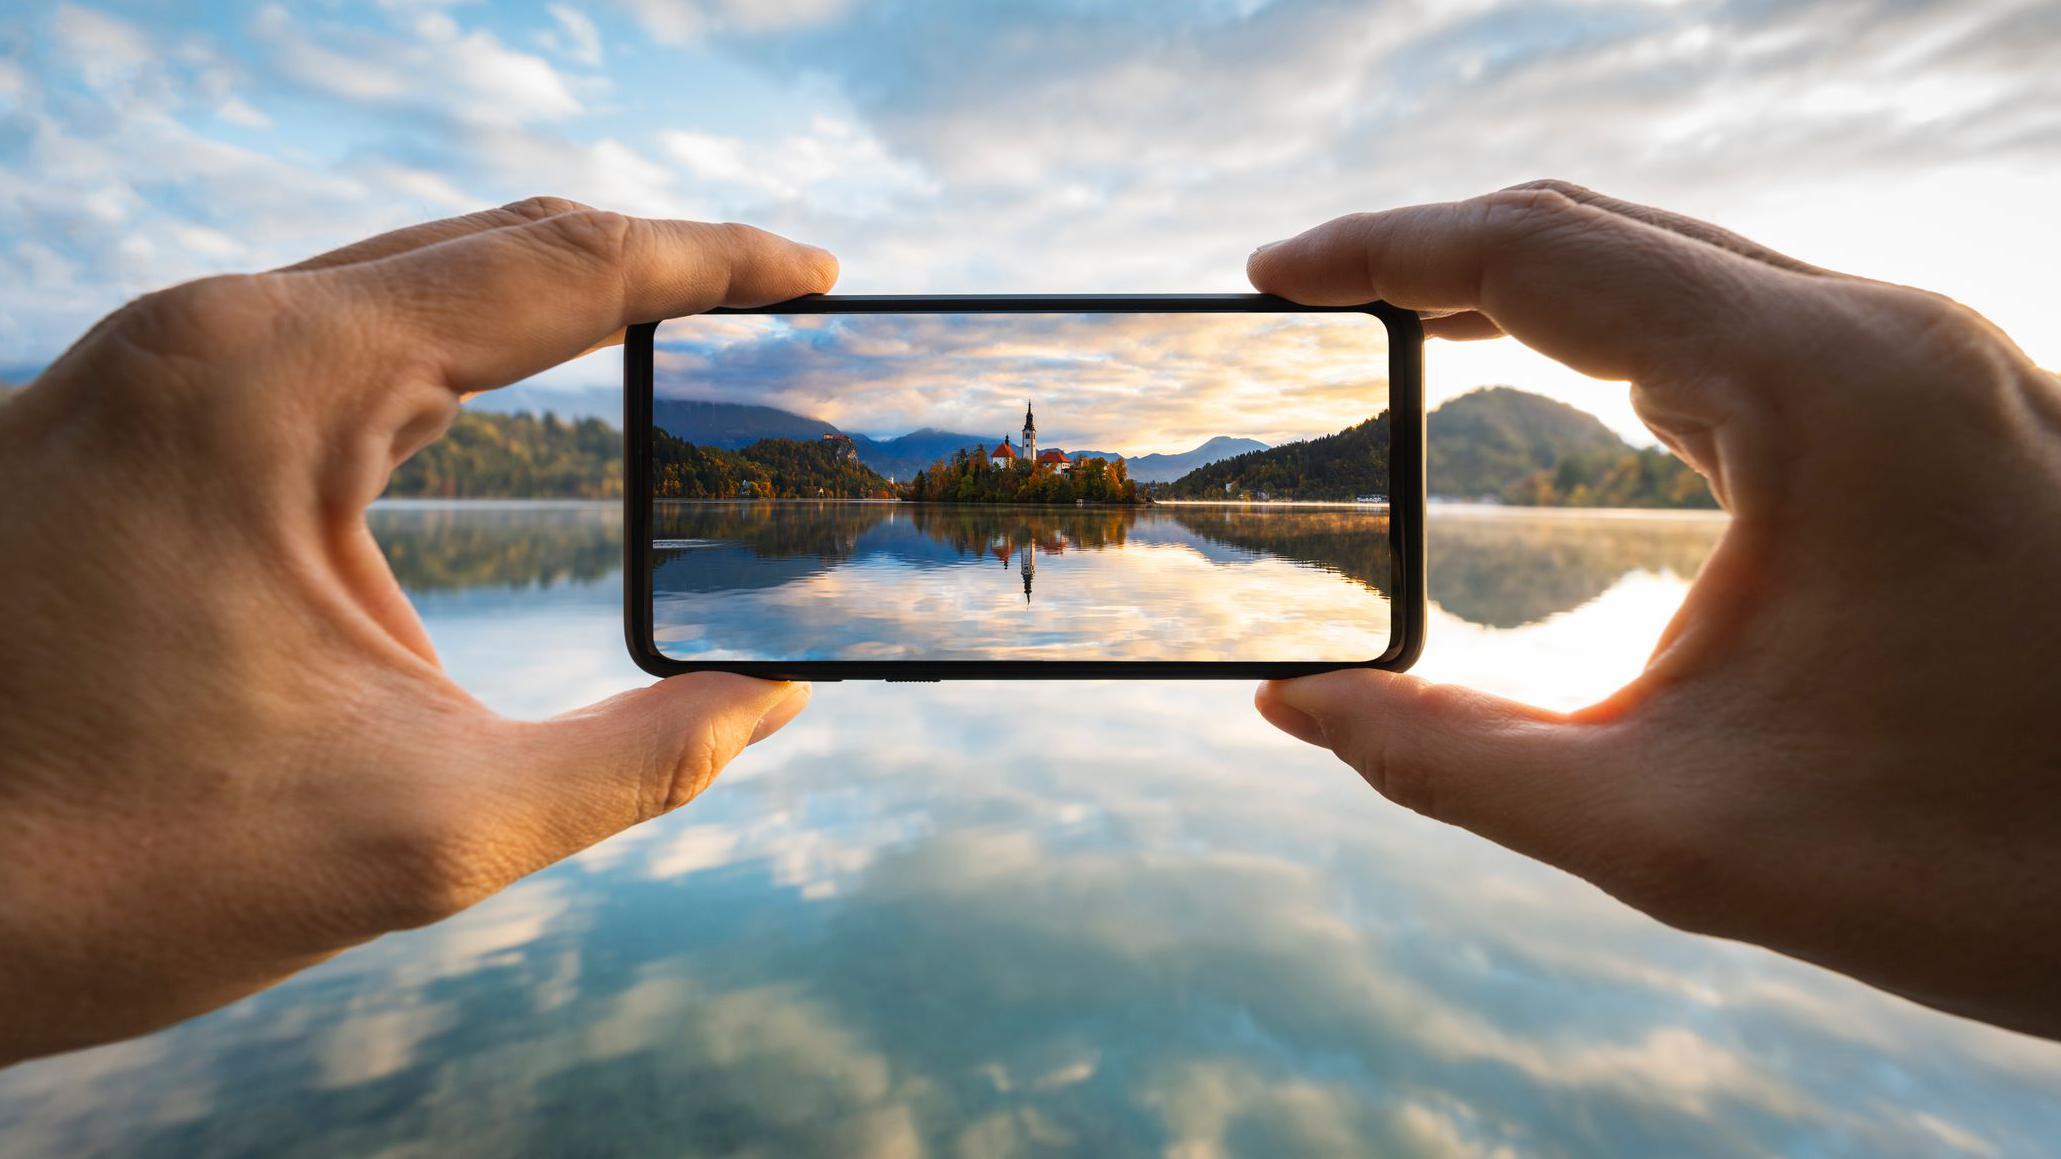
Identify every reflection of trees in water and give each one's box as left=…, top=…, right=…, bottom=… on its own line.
left=653, top=500, right=899, bottom=562
left=370, top=503, right=619, bottom=592
left=906, top=504, right=1135, bottom=558
left=1162, top=506, right=1394, bottom=599
left=1430, top=511, right=1725, bottom=628
left=376, top=500, right=1725, bottom=628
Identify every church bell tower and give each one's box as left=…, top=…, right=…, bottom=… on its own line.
left=1022, top=399, right=1036, bottom=462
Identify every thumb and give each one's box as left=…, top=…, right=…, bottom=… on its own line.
left=1257, top=670, right=1635, bottom=869
left=477, top=674, right=811, bottom=878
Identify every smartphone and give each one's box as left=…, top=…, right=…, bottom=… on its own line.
left=623, top=294, right=1423, bottom=680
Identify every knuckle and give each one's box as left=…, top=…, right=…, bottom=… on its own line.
left=109, top=274, right=291, bottom=366
left=1506, top=177, right=1594, bottom=202
left=1850, top=283, right=2015, bottom=387
left=535, top=208, right=634, bottom=268
left=498, top=194, right=593, bottom=223
left=1475, top=186, right=1581, bottom=236
left=1340, top=680, right=1462, bottom=821
left=653, top=719, right=727, bottom=817
left=379, top=820, right=500, bottom=930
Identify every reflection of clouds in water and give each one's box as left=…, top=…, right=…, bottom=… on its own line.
left=653, top=312, right=1391, bottom=454
left=658, top=543, right=1392, bottom=662
left=1419, top=570, right=1697, bottom=711
left=8, top=510, right=2061, bottom=1155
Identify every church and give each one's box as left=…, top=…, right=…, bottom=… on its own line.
left=986, top=401, right=1069, bottom=472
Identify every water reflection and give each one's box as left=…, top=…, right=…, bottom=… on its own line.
left=5, top=502, right=2058, bottom=1158
left=651, top=502, right=1397, bottom=662
left=1427, top=506, right=1725, bottom=628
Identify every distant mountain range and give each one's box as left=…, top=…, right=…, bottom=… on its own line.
left=650, top=397, right=1268, bottom=482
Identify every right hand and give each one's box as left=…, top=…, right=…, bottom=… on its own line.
left=1249, top=180, right=2061, bottom=1039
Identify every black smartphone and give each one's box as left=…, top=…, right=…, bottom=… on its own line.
left=623, top=294, right=1423, bottom=680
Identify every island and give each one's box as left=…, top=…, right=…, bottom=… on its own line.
left=900, top=400, right=1144, bottom=505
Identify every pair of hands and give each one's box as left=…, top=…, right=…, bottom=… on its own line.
left=2, top=184, right=2057, bottom=1066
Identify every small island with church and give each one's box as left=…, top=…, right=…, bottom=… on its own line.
left=901, top=400, right=1145, bottom=505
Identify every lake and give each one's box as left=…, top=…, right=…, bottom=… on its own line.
left=4, top=501, right=2058, bottom=1157
left=651, top=501, right=1395, bottom=662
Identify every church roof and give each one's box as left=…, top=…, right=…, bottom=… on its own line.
left=1036, top=448, right=1069, bottom=463
left=990, top=441, right=1016, bottom=459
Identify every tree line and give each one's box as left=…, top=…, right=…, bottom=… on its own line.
left=902, top=448, right=1142, bottom=504
left=1162, top=411, right=1393, bottom=501
left=652, top=429, right=897, bottom=499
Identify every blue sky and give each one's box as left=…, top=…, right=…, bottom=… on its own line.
left=4, top=0, right=2057, bottom=441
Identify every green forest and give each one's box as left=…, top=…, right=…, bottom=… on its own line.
left=902, top=449, right=1142, bottom=504
left=1500, top=446, right=1717, bottom=508
left=385, top=410, right=622, bottom=498
left=1163, top=412, right=1393, bottom=500
left=652, top=430, right=897, bottom=499
left=1428, top=386, right=1715, bottom=508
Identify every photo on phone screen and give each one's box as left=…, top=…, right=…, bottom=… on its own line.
left=632, top=300, right=1418, bottom=672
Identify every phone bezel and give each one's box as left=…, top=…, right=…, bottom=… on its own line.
left=623, top=293, right=1424, bottom=680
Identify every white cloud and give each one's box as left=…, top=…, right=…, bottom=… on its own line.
left=658, top=116, right=934, bottom=213
left=50, top=4, right=156, bottom=87
left=543, top=3, right=605, bottom=66
left=252, top=3, right=582, bottom=127
left=617, top=0, right=852, bottom=44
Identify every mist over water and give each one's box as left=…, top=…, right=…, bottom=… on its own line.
left=5, top=502, right=2058, bottom=1157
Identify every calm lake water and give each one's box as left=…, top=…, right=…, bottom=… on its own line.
left=652, top=501, right=1395, bottom=662
left=5, top=501, right=2060, bottom=1157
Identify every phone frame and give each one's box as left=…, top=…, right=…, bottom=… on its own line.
left=624, top=293, right=1424, bottom=680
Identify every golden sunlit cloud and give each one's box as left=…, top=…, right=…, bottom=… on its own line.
left=654, top=311, right=1393, bottom=455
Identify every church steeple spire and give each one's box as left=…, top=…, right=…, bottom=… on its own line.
left=1022, top=399, right=1036, bottom=461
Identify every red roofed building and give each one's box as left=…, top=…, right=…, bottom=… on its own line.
left=1036, top=448, right=1071, bottom=473
left=989, top=437, right=1018, bottom=467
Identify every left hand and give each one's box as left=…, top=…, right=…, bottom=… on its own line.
left=0, top=198, right=837, bottom=1065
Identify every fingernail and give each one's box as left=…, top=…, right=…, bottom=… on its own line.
left=1251, top=240, right=1285, bottom=255
left=748, top=682, right=812, bottom=745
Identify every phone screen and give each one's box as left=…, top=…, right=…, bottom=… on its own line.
left=643, top=306, right=1401, bottom=666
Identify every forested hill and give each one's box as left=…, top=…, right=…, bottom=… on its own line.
left=1160, top=387, right=1716, bottom=508
left=1426, top=386, right=1623, bottom=498
left=1428, top=387, right=1714, bottom=507
left=651, top=430, right=896, bottom=499
left=386, top=410, right=621, bottom=498
left=1165, top=412, right=1393, bottom=500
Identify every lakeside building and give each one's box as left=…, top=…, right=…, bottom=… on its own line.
left=985, top=400, right=1072, bottom=472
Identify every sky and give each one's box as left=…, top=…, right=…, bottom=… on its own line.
left=4, top=0, right=2058, bottom=445
left=653, top=311, right=1392, bottom=452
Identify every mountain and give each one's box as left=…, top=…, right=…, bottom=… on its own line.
left=653, top=397, right=842, bottom=447
left=1166, top=414, right=1393, bottom=500
left=848, top=428, right=995, bottom=481
left=1123, top=436, right=1272, bottom=483
left=1426, top=386, right=1624, bottom=498
left=647, top=397, right=1263, bottom=483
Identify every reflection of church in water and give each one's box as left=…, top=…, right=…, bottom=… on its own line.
left=973, top=399, right=1085, bottom=605
left=987, top=536, right=1063, bottom=605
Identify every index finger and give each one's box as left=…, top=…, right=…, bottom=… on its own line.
left=314, top=212, right=838, bottom=394
left=1247, top=189, right=1815, bottom=391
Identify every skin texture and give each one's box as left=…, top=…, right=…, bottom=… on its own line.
left=1251, top=180, right=2061, bottom=1040
left=0, top=199, right=837, bottom=1066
